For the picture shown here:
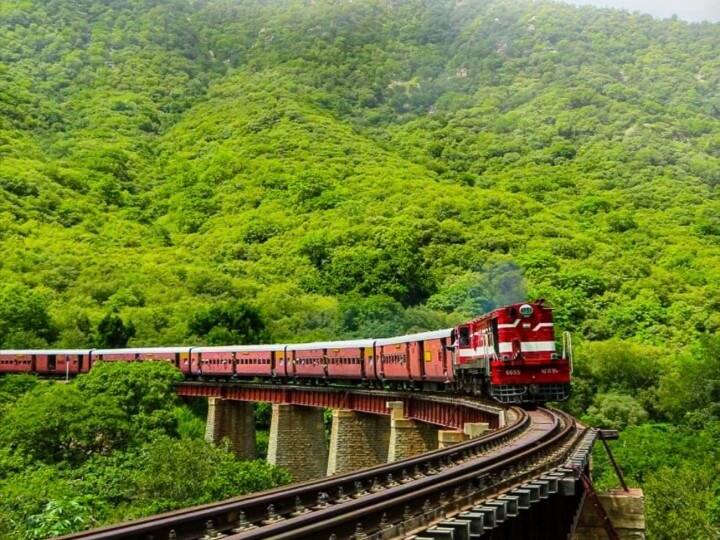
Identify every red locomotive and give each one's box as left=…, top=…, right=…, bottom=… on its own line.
left=0, top=301, right=571, bottom=404
left=452, top=300, right=572, bottom=403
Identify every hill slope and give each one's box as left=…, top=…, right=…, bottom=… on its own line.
left=0, top=0, right=719, bottom=348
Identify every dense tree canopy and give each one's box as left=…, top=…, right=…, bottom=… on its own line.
left=0, top=367, right=289, bottom=539
left=0, top=0, right=718, bottom=346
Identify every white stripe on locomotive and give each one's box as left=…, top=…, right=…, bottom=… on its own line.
left=496, top=320, right=554, bottom=331
left=458, top=341, right=556, bottom=357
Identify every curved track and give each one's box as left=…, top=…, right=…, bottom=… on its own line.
left=61, top=397, right=581, bottom=540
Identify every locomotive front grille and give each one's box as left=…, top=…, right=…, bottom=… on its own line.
left=490, top=384, right=527, bottom=404
left=491, top=383, right=571, bottom=404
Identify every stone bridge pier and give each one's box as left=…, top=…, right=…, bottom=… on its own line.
left=203, top=398, right=493, bottom=482
left=267, top=403, right=328, bottom=481
left=204, top=397, right=256, bottom=459
left=326, top=409, right=390, bottom=475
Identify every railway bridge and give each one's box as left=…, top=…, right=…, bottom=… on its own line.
left=61, top=383, right=645, bottom=540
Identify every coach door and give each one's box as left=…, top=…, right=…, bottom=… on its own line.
left=48, top=354, right=56, bottom=371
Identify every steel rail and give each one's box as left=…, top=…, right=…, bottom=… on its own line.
left=60, top=396, right=526, bottom=540
left=226, top=408, right=578, bottom=540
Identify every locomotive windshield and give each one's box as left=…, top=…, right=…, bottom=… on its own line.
left=458, top=326, right=471, bottom=347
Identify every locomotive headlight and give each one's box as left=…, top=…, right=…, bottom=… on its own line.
left=519, top=304, right=534, bottom=317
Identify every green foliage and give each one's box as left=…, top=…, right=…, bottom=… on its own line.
left=0, top=384, right=130, bottom=464
left=591, top=423, right=720, bottom=539
left=0, top=0, right=717, bottom=347
left=189, top=301, right=269, bottom=345
left=0, top=365, right=289, bottom=539
left=658, top=335, right=720, bottom=422
left=643, top=464, right=720, bottom=540
left=308, top=231, right=437, bottom=306
left=582, top=392, right=649, bottom=430
left=130, top=438, right=290, bottom=513
left=96, top=312, right=136, bottom=348
left=0, top=374, right=38, bottom=411
left=254, top=402, right=272, bottom=429
left=255, top=430, right=269, bottom=459
left=76, top=361, right=182, bottom=418
left=0, top=283, right=55, bottom=347
left=0, top=465, right=79, bottom=539
left=25, top=498, right=95, bottom=540
left=585, top=340, right=665, bottom=391
left=76, top=361, right=183, bottom=439
left=173, top=406, right=205, bottom=440
left=562, top=339, right=665, bottom=419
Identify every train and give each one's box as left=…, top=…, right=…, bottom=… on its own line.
left=0, top=300, right=572, bottom=404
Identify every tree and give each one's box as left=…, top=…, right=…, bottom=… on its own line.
left=76, top=361, right=183, bottom=431
left=131, top=438, right=290, bottom=512
left=578, top=340, right=664, bottom=394
left=658, top=336, right=720, bottom=422
left=0, top=374, right=38, bottom=409
left=76, top=361, right=182, bottom=416
left=644, top=464, right=720, bottom=540
left=0, top=283, right=56, bottom=347
left=582, top=392, right=649, bottom=430
left=0, top=384, right=130, bottom=464
left=337, top=294, right=406, bottom=338
left=96, top=312, right=136, bottom=348
left=189, top=301, right=269, bottom=345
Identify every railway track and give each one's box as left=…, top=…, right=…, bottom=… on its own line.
left=61, top=403, right=583, bottom=540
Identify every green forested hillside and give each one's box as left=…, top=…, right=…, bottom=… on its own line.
left=2, top=0, right=719, bottom=348
left=1, top=0, right=720, bottom=537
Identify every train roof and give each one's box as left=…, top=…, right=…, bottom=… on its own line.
left=286, top=339, right=376, bottom=351
left=0, top=349, right=93, bottom=355
left=93, top=347, right=191, bottom=355
left=464, top=300, right=553, bottom=325
left=192, top=344, right=285, bottom=353
left=375, top=328, right=452, bottom=346
left=0, top=329, right=455, bottom=358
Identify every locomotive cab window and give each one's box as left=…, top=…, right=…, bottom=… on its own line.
left=459, top=327, right=471, bottom=347
left=491, top=319, right=499, bottom=354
